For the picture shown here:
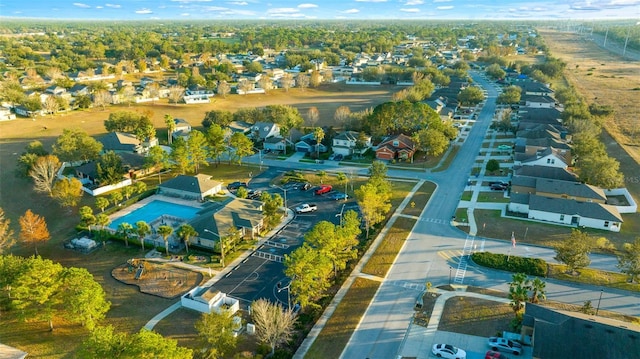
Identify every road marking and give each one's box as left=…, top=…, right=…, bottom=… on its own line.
left=387, top=280, right=426, bottom=292
left=264, top=240, right=290, bottom=249
left=438, top=250, right=463, bottom=263
left=420, top=217, right=448, bottom=224
left=453, top=236, right=475, bottom=284
left=252, top=251, right=284, bottom=262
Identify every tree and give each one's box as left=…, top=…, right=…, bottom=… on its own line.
left=310, top=70, right=322, bottom=88
left=355, top=181, right=391, bottom=238
left=168, top=85, right=185, bottom=104
left=313, top=127, right=325, bottom=159
left=135, top=221, right=151, bottom=251
left=284, top=244, right=332, bottom=310
left=497, top=85, right=521, bottom=104
left=261, top=192, right=284, bottom=229
left=95, top=196, right=110, bottom=212
left=43, top=96, right=59, bottom=117
left=457, top=86, right=485, bottom=106
left=217, top=81, right=231, bottom=98
left=486, top=159, right=500, bottom=173
left=334, top=106, right=351, bottom=128
left=529, top=277, right=546, bottom=304
left=202, top=110, right=233, bottom=128
left=187, top=130, right=209, bottom=173
left=52, top=177, right=84, bottom=210
left=95, top=214, right=110, bottom=241
left=0, top=208, right=15, bottom=254
left=109, top=191, right=123, bottom=207
left=19, top=209, right=50, bottom=255
left=117, top=222, right=134, bottom=248
left=251, top=299, right=297, bottom=357
left=177, top=224, right=197, bottom=254
left=171, top=137, right=192, bottom=175
left=258, top=76, right=273, bottom=93
left=236, top=186, right=249, bottom=199
left=93, top=89, right=112, bottom=110
left=195, top=309, right=238, bottom=359
left=157, top=225, right=173, bottom=256
left=554, top=229, right=593, bottom=275
left=306, top=106, right=320, bottom=127
left=336, top=172, right=348, bottom=194
left=144, top=145, right=169, bottom=173
left=296, top=73, right=309, bottom=91
left=577, top=153, right=624, bottom=189
left=414, top=128, right=449, bottom=157
left=485, top=63, right=506, bottom=79
left=52, top=129, right=103, bottom=163
left=237, top=79, right=253, bottom=95
left=280, top=73, right=293, bottom=92
left=79, top=206, right=96, bottom=229
left=508, top=273, right=530, bottom=324
left=121, top=185, right=135, bottom=200
left=617, top=237, right=640, bottom=283
left=206, top=124, right=227, bottom=165
left=96, top=151, right=126, bottom=185
left=228, top=132, right=254, bottom=165
left=58, top=266, right=110, bottom=330
left=165, top=114, right=176, bottom=145
left=368, top=160, right=388, bottom=181
left=317, top=170, right=327, bottom=184
left=305, top=214, right=360, bottom=278
left=29, top=155, right=61, bottom=194
left=79, top=326, right=193, bottom=359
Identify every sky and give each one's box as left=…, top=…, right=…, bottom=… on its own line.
left=1, top=0, right=639, bottom=20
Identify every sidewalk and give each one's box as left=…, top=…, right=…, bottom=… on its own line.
left=293, top=180, right=426, bottom=359
left=143, top=207, right=295, bottom=330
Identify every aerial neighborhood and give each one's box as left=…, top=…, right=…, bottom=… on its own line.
left=0, top=16, right=639, bottom=359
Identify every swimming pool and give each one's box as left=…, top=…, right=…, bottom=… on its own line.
left=109, top=200, right=200, bottom=229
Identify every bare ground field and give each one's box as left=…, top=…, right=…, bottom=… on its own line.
left=538, top=30, right=640, bottom=196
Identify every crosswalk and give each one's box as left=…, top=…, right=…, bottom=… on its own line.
left=419, top=217, right=449, bottom=225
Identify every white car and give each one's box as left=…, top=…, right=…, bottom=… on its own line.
left=432, top=343, right=466, bottom=359
left=488, top=337, right=522, bottom=355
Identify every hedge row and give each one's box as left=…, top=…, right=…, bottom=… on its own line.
left=471, top=252, right=547, bottom=277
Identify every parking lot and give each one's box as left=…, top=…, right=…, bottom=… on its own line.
left=428, top=331, right=532, bottom=359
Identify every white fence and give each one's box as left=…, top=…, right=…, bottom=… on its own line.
left=605, top=188, right=638, bottom=214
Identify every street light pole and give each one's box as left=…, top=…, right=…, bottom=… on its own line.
left=203, top=229, right=224, bottom=267
left=449, top=267, right=452, bottom=285
left=277, top=280, right=292, bottom=309
left=596, top=289, right=604, bottom=315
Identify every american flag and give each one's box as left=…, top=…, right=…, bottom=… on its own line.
left=511, top=232, right=516, bottom=247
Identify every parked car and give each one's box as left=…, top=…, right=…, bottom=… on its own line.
left=487, top=337, right=522, bottom=355
left=497, top=144, right=512, bottom=151
left=227, top=181, right=248, bottom=190
left=432, top=344, right=466, bottom=359
left=314, top=184, right=332, bottom=195
left=329, top=192, right=348, bottom=200
left=247, top=190, right=262, bottom=200
left=485, top=350, right=508, bottom=359
left=490, top=183, right=508, bottom=191
left=334, top=154, right=343, bottom=161
left=328, top=153, right=336, bottom=160
left=300, top=183, right=312, bottom=191
left=295, top=203, right=317, bottom=214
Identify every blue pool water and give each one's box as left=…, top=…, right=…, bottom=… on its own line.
left=109, top=200, right=200, bottom=229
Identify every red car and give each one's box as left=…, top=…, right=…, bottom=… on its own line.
left=314, top=184, right=332, bottom=195
left=485, top=350, right=507, bottom=359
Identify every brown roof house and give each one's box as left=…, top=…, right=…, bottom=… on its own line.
left=158, top=174, right=223, bottom=201
left=375, top=134, right=416, bottom=161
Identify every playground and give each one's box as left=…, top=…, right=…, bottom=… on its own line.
left=112, top=259, right=203, bottom=299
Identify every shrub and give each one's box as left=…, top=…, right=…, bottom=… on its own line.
left=471, top=252, right=547, bottom=277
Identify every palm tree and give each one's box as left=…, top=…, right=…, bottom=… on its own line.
left=317, top=170, right=327, bottom=184
left=117, top=222, right=134, bottom=248
left=177, top=224, right=197, bottom=254
left=165, top=114, right=176, bottom=145
left=529, top=277, right=547, bottom=304
left=336, top=172, right=348, bottom=197
left=95, top=214, right=110, bottom=242
left=135, top=221, right=151, bottom=251
left=157, top=225, right=173, bottom=256
left=508, top=273, right=530, bottom=316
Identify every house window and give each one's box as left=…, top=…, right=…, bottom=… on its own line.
left=393, top=140, right=399, bottom=147
left=547, top=158, right=551, bottom=164
left=604, top=221, right=609, bottom=227
left=560, top=214, right=565, bottom=221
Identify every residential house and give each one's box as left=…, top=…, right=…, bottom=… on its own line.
left=157, top=174, right=223, bottom=201
left=522, top=94, right=556, bottom=108
left=263, top=136, right=290, bottom=152
left=375, top=133, right=416, bottom=161
left=45, top=85, right=67, bottom=96
left=172, top=118, right=192, bottom=141
left=252, top=122, right=280, bottom=141
left=13, top=105, right=40, bottom=118
left=99, top=132, right=158, bottom=154
left=0, top=107, right=16, bottom=121
left=75, top=152, right=150, bottom=187
left=511, top=178, right=607, bottom=204
left=140, top=77, right=155, bottom=87
left=69, top=68, right=114, bottom=82
left=516, top=80, right=554, bottom=96
left=515, top=147, right=570, bottom=169
left=522, top=303, right=639, bottom=358
left=68, top=84, right=90, bottom=97
left=331, top=131, right=372, bottom=156
left=513, top=165, right=579, bottom=182
left=228, top=120, right=252, bottom=135
left=295, top=132, right=327, bottom=154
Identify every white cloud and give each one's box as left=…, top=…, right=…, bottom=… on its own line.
left=220, top=9, right=256, bottom=15
left=181, top=13, right=190, bottom=16
left=341, top=8, right=360, bottom=13
left=135, top=8, right=153, bottom=14
left=405, top=0, right=424, bottom=4
left=73, top=3, right=91, bottom=8
left=355, top=0, right=387, bottom=2
left=436, top=5, right=454, bottom=10
left=298, top=3, right=318, bottom=8
left=105, top=3, right=121, bottom=8
left=96, top=5, right=103, bottom=8
left=400, top=8, right=420, bottom=12
left=433, top=0, right=452, bottom=2
left=227, top=1, right=248, bottom=5
left=203, top=6, right=230, bottom=11
left=267, top=7, right=300, bottom=14
left=170, top=0, right=213, bottom=2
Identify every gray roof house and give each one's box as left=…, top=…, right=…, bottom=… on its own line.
left=157, top=174, right=223, bottom=201
left=514, top=165, right=579, bottom=182
left=522, top=303, right=640, bottom=359
left=172, top=118, right=192, bottom=141
left=295, top=133, right=327, bottom=154
left=99, top=132, right=158, bottom=154
left=526, top=195, right=622, bottom=232
left=332, top=131, right=372, bottom=156
left=252, top=122, right=280, bottom=140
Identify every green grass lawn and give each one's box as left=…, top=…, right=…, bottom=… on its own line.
left=548, top=264, right=640, bottom=292
left=432, top=145, right=460, bottom=173
left=304, top=277, right=381, bottom=359
left=402, top=181, right=436, bottom=217
left=461, top=191, right=473, bottom=201
left=476, top=192, right=510, bottom=203
left=361, top=217, right=417, bottom=277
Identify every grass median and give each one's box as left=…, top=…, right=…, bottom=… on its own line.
left=361, top=216, right=417, bottom=278
left=304, top=277, right=381, bottom=359
left=402, top=181, right=436, bottom=217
